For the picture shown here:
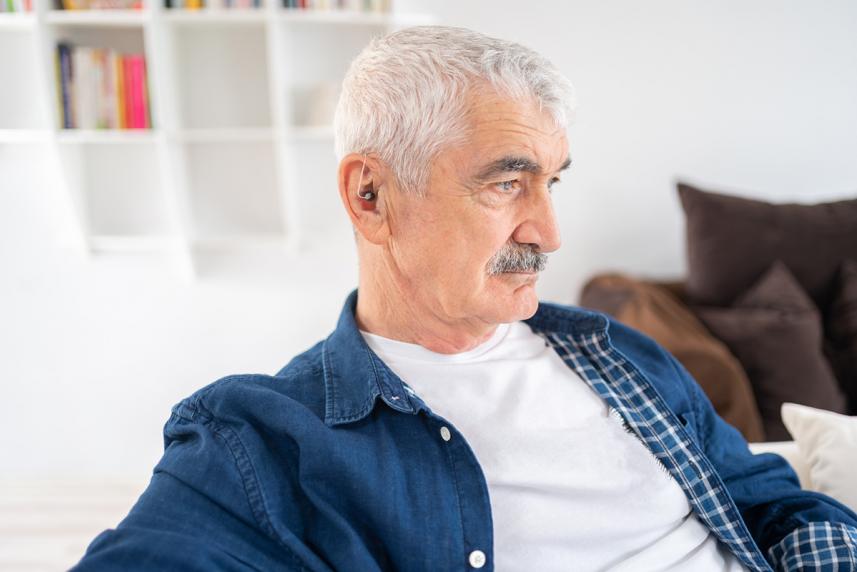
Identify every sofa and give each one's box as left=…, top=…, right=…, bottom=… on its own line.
left=580, top=182, right=857, bottom=443
left=577, top=182, right=857, bottom=512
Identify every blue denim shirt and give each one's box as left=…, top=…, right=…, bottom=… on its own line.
left=73, top=289, right=857, bottom=571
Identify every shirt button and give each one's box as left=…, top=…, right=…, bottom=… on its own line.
left=468, top=549, right=486, bottom=568
left=440, top=426, right=451, bottom=441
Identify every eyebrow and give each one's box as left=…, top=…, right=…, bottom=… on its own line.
left=475, top=155, right=572, bottom=181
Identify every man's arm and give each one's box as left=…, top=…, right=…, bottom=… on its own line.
left=670, top=353, right=857, bottom=571
left=70, top=394, right=328, bottom=572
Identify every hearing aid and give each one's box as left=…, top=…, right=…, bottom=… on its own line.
left=356, top=154, right=376, bottom=201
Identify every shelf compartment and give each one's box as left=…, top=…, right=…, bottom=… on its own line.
left=57, top=141, right=174, bottom=238
left=278, top=19, right=403, bottom=128
left=181, top=139, right=284, bottom=240
left=168, top=24, right=271, bottom=129
left=52, top=28, right=152, bottom=130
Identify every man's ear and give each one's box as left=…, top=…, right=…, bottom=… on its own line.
left=337, top=153, right=391, bottom=245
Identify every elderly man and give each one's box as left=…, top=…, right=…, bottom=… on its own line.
left=74, top=26, right=856, bottom=572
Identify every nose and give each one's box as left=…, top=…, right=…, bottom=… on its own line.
left=511, top=188, right=562, bottom=254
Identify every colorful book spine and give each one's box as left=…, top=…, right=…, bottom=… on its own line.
left=115, top=52, right=126, bottom=129
left=57, top=43, right=74, bottom=129
left=55, top=43, right=152, bottom=130
left=122, top=55, right=134, bottom=128
left=139, top=57, right=151, bottom=128
left=131, top=56, right=143, bottom=128
left=71, top=47, right=86, bottom=128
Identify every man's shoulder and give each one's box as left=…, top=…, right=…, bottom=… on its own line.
left=169, top=339, right=329, bottom=428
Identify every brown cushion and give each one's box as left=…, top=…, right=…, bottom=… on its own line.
left=678, top=182, right=857, bottom=311
left=826, top=259, right=857, bottom=413
left=696, top=261, right=848, bottom=441
left=580, top=274, right=765, bottom=442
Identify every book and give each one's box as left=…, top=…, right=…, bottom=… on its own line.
left=58, top=0, right=143, bottom=10
left=57, top=43, right=74, bottom=129
left=54, top=43, right=152, bottom=130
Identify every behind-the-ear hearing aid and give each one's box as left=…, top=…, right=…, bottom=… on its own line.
left=356, top=153, right=376, bottom=201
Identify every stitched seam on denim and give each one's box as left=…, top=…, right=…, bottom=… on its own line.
left=197, top=403, right=309, bottom=572
left=322, top=339, right=336, bottom=424
left=172, top=375, right=255, bottom=423
left=365, top=347, right=410, bottom=414
left=603, top=340, right=770, bottom=571
left=366, top=350, right=424, bottom=415
left=334, top=397, right=377, bottom=423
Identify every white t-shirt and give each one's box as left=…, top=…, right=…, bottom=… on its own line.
left=360, top=321, right=749, bottom=571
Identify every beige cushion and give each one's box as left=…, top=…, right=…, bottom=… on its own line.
left=781, top=402, right=857, bottom=510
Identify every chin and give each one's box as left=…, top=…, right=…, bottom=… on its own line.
left=483, top=280, right=540, bottom=323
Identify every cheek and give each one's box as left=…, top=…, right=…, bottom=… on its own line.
left=403, top=201, right=514, bottom=278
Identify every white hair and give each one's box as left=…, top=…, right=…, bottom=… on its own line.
left=333, top=25, right=576, bottom=195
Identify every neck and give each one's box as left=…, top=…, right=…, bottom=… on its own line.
left=355, top=258, right=498, bottom=355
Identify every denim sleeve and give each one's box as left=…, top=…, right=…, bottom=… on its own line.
left=667, top=353, right=857, bottom=571
left=69, top=395, right=313, bottom=572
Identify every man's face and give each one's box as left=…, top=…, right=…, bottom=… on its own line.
left=385, top=90, right=570, bottom=327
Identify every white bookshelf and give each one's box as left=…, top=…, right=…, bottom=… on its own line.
left=0, top=0, right=435, bottom=280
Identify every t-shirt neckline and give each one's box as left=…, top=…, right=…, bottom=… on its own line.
left=360, top=322, right=514, bottom=364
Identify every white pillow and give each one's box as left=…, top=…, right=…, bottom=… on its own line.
left=781, top=402, right=857, bottom=511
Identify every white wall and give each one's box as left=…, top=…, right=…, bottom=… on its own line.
left=398, top=0, right=857, bottom=293
left=3, top=0, right=856, bottom=479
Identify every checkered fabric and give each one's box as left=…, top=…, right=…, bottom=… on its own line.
left=537, top=328, right=775, bottom=571
left=537, top=325, right=857, bottom=571
left=768, top=522, right=857, bottom=571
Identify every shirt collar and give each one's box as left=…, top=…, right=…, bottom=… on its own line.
left=321, top=288, right=609, bottom=427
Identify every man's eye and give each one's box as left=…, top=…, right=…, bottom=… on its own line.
left=548, top=177, right=561, bottom=191
left=495, top=180, right=521, bottom=193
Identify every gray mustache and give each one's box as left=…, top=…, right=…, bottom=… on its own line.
left=487, top=243, right=548, bottom=275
